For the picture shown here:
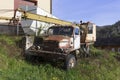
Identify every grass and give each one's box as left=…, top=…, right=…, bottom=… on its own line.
left=0, top=35, right=120, bottom=80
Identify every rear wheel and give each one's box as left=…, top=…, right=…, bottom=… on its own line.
left=64, top=54, right=76, bottom=70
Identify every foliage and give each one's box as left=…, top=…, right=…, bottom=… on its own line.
left=97, top=21, right=120, bottom=38
left=0, top=35, right=120, bottom=80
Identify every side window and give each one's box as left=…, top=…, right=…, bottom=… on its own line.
left=75, top=28, right=79, bottom=35
left=88, top=25, right=93, bottom=34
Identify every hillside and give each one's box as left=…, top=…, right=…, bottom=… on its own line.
left=97, top=21, right=120, bottom=38
left=0, top=35, right=120, bottom=80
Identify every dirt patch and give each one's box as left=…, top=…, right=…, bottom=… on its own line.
left=0, top=39, right=22, bottom=58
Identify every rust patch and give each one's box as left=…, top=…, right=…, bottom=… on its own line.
left=45, top=35, right=70, bottom=42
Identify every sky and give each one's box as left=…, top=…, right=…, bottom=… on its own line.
left=52, top=0, right=120, bottom=26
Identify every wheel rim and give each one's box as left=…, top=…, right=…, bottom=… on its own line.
left=69, top=58, right=75, bottom=68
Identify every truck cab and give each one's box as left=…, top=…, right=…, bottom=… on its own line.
left=43, top=25, right=80, bottom=53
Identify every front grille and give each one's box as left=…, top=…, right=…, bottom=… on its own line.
left=43, top=40, right=59, bottom=51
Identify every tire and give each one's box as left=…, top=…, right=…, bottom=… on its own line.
left=64, top=54, right=77, bottom=70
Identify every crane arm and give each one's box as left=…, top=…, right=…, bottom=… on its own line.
left=0, top=16, right=12, bottom=20
left=17, top=9, right=73, bottom=25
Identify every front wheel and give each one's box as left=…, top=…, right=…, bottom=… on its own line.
left=64, top=54, right=77, bottom=70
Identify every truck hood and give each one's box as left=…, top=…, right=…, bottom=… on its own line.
left=43, top=35, right=72, bottom=51
left=45, top=35, right=70, bottom=42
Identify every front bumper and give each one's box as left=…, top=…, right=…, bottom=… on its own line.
left=25, top=49, right=67, bottom=60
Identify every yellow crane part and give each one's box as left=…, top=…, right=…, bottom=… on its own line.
left=0, top=16, right=12, bottom=20
left=17, top=9, right=73, bottom=25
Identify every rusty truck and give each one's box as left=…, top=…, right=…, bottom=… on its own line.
left=0, top=7, right=96, bottom=69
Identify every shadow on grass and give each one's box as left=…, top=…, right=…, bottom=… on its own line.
left=23, top=54, right=65, bottom=70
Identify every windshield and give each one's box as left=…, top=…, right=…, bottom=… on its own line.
left=48, top=26, right=73, bottom=36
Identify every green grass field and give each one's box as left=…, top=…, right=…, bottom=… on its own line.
left=0, top=35, right=120, bottom=80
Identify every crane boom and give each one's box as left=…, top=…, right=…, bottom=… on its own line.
left=0, top=9, right=79, bottom=26
left=0, top=16, right=12, bottom=20
left=17, top=9, right=73, bottom=25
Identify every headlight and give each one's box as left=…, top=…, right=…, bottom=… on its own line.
left=59, top=41, right=69, bottom=47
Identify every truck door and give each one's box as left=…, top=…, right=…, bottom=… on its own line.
left=74, top=28, right=80, bottom=49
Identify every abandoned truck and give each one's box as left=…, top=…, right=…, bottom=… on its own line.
left=23, top=22, right=96, bottom=70
left=18, top=7, right=96, bottom=70
left=0, top=7, right=96, bottom=69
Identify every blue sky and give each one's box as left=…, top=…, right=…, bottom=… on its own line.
left=52, top=0, right=120, bottom=26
